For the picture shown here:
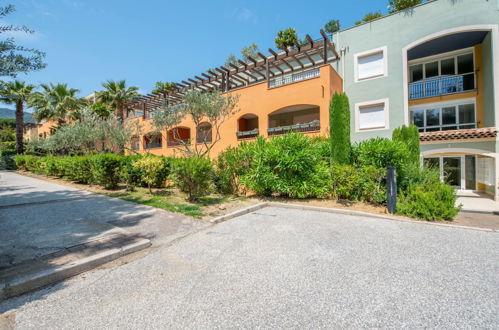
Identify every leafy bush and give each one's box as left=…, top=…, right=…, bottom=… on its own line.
left=392, top=125, right=420, bottom=166
left=172, top=156, right=214, bottom=201
left=330, top=164, right=386, bottom=203
left=398, top=172, right=460, bottom=221
left=132, top=156, right=168, bottom=193
left=121, top=155, right=143, bottom=191
left=352, top=137, right=410, bottom=171
left=215, top=143, right=253, bottom=195
left=241, top=134, right=330, bottom=198
left=0, top=150, right=16, bottom=170
left=89, top=154, right=123, bottom=189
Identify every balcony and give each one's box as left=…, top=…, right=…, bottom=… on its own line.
left=236, top=128, right=259, bottom=139
left=267, top=121, right=320, bottom=136
left=269, top=68, right=320, bottom=88
left=409, top=73, right=475, bottom=100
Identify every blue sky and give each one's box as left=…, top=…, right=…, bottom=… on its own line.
left=5, top=0, right=389, bottom=99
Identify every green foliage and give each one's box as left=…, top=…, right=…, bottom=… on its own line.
left=215, top=144, right=253, bottom=195
left=241, top=43, right=259, bottom=61
left=30, top=83, right=87, bottom=124
left=330, top=164, right=386, bottom=203
left=97, top=80, right=139, bottom=121
left=324, top=20, right=341, bottom=34
left=89, top=154, right=123, bottom=189
left=0, top=4, right=46, bottom=77
left=392, top=125, right=420, bottom=165
left=152, top=81, right=176, bottom=95
left=275, top=28, right=298, bottom=50
left=172, top=156, right=214, bottom=201
left=241, top=134, right=330, bottom=198
left=132, top=156, right=169, bottom=193
left=330, top=92, right=351, bottom=165
left=398, top=168, right=460, bottom=220
left=0, top=149, right=16, bottom=169
left=355, top=11, right=383, bottom=25
left=351, top=137, right=410, bottom=170
left=389, top=0, right=422, bottom=13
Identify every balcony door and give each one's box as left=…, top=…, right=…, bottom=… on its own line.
left=423, top=155, right=476, bottom=191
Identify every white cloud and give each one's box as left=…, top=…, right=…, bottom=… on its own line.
left=230, top=7, right=258, bottom=24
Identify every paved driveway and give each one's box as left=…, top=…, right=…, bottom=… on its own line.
left=0, top=171, right=207, bottom=269
left=1, top=206, right=497, bottom=329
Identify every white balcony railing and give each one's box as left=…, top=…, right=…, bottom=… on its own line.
left=409, top=73, right=475, bottom=100
left=269, top=68, right=320, bottom=88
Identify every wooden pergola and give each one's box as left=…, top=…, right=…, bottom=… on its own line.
left=128, top=30, right=340, bottom=114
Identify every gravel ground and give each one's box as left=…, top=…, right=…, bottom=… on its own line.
left=1, top=206, right=498, bottom=329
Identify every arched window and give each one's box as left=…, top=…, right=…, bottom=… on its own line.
left=168, top=127, right=191, bottom=147
left=196, top=122, right=212, bottom=143
left=236, top=114, right=259, bottom=139
left=144, top=132, right=162, bottom=149
left=268, top=104, right=320, bottom=136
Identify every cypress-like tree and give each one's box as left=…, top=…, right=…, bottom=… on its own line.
left=330, top=92, right=351, bottom=164
left=392, top=125, right=420, bottom=165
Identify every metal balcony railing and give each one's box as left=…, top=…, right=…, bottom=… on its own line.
left=409, top=73, right=475, bottom=100
left=416, top=122, right=477, bottom=133
left=269, top=68, right=320, bottom=88
left=267, top=121, right=320, bottom=136
left=144, top=142, right=162, bottom=149
left=236, top=128, right=259, bottom=139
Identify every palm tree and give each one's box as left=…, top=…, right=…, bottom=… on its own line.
left=0, top=80, right=36, bottom=154
left=30, top=83, right=88, bottom=125
left=97, top=80, right=139, bottom=121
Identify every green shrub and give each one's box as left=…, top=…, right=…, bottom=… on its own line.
left=0, top=150, right=16, bottom=170
left=66, top=156, right=93, bottom=183
left=241, top=134, right=330, bottom=198
left=172, top=156, right=214, bottom=201
left=132, top=156, right=168, bottom=193
left=89, top=154, right=123, bottom=189
left=392, top=125, right=420, bottom=166
left=121, top=155, right=143, bottom=191
left=330, top=164, right=386, bottom=203
left=398, top=177, right=460, bottom=221
left=330, top=92, right=351, bottom=164
left=352, top=137, right=410, bottom=171
left=215, top=143, right=253, bottom=195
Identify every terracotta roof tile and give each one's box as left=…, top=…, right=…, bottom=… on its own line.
left=420, top=127, right=497, bottom=142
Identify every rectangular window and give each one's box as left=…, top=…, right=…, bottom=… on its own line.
left=355, top=47, right=387, bottom=82
left=357, top=101, right=387, bottom=130
left=410, top=101, right=476, bottom=132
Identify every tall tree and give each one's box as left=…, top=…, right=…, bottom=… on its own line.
left=30, top=83, right=87, bottom=125
left=0, top=80, right=35, bottom=154
left=389, top=0, right=422, bottom=13
left=355, top=12, right=383, bottom=25
left=0, top=4, right=46, bottom=77
left=330, top=92, right=351, bottom=165
left=324, top=20, right=341, bottom=34
left=98, top=80, right=139, bottom=121
left=275, top=28, right=298, bottom=50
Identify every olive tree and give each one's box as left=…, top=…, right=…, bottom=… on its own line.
left=152, top=89, right=239, bottom=156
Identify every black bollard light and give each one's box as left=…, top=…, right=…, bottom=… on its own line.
left=386, top=166, right=397, bottom=214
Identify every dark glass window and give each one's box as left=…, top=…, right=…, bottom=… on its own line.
left=425, top=61, right=439, bottom=78
left=410, top=64, right=423, bottom=82
left=426, top=108, right=440, bottom=127
left=459, top=104, right=475, bottom=124
left=440, top=58, right=455, bottom=76
left=442, top=106, right=456, bottom=125
left=457, top=53, right=474, bottom=74
left=411, top=110, right=424, bottom=127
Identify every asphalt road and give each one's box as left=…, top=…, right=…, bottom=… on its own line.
left=1, top=206, right=498, bottom=329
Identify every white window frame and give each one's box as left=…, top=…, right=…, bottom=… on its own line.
left=354, top=46, right=388, bottom=83
left=355, top=98, right=390, bottom=132
left=409, top=98, right=476, bottom=132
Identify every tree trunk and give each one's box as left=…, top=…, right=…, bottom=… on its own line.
left=117, top=105, right=124, bottom=122
left=15, top=100, right=24, bottom=154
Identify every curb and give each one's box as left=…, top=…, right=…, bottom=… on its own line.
left=211, top=202, right=496, bottom=232
left=0, top=238, right=151, bottom=301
